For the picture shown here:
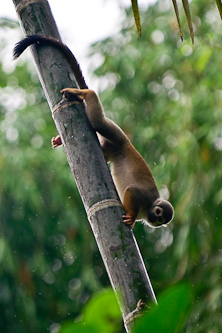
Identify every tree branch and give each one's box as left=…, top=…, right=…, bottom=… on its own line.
left=12, top=0, right=157, bottom=331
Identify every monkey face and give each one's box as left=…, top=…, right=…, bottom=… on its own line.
left=147, top=198, right=174, bottom=227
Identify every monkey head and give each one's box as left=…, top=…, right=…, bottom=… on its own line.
left=147, top=198, right=174, bottom=227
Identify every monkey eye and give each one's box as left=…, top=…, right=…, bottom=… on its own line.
left=148, top=211, right=157, bottom=223
left=154, top=206, right=163, bottom=217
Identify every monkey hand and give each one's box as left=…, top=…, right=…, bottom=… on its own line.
left=123, top=214, right=136, bottom=229
left=61, top=88, right=84, bottom=103
left=51, top=135, right=62, bottom=148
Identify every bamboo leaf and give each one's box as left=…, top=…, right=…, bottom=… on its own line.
left=134, top=284, right=193, bottom=333
left=216, top=0, right=222, bottom=19
left=182, top=0, right=194, bottom=44
left=131, top=0, right=141, bottom=36
left=172, top=0, right=184, bottom=41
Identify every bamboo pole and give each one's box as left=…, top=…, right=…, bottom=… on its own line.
left=12, top=0, right=157, bottom=331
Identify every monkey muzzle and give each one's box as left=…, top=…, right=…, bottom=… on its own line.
left=148, top=207, right=164, bottom=226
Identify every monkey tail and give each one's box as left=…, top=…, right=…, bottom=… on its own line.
left=13, top=34, right=88, bottom=89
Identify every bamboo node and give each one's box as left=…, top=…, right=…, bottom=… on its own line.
left=87, top=199, right=122, bottom=219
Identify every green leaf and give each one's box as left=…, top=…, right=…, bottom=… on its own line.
left=195, top=45, right=212, bottom=73
left=60, top=289, right=122, bottom=333
left=60, top=321, right=97, bottom=333
left=182, top=0, right=194, bottom=44
left=131, top=0, right=141, bottom=36
left=172, top=0, right=184, bottom=41
left=84, top=289, right=122, bottom=333
left=134, top=284, right=193, bottom=333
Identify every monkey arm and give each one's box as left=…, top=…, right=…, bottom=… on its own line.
left=61, top=88, right=127, bottom=147
left=122, top=187, right=141, bottom=228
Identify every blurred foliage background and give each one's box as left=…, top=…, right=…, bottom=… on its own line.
left=1, top=0, right=222, bottom=331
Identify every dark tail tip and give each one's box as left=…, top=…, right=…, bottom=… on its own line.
left=13, top=35, right=43, bottom=60
left=13, top=41, right=24, bottom=59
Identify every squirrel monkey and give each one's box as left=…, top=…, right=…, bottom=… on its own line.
left=13, top=35, right=174, bottom=229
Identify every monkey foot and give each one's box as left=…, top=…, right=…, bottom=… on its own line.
left=51, top=135, right=62, bottom=148
left=61, top=88, right=83, bottom=102
left=123, top=215, right=135, bottom=229
left=137, top=299, right=146, bottom=310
